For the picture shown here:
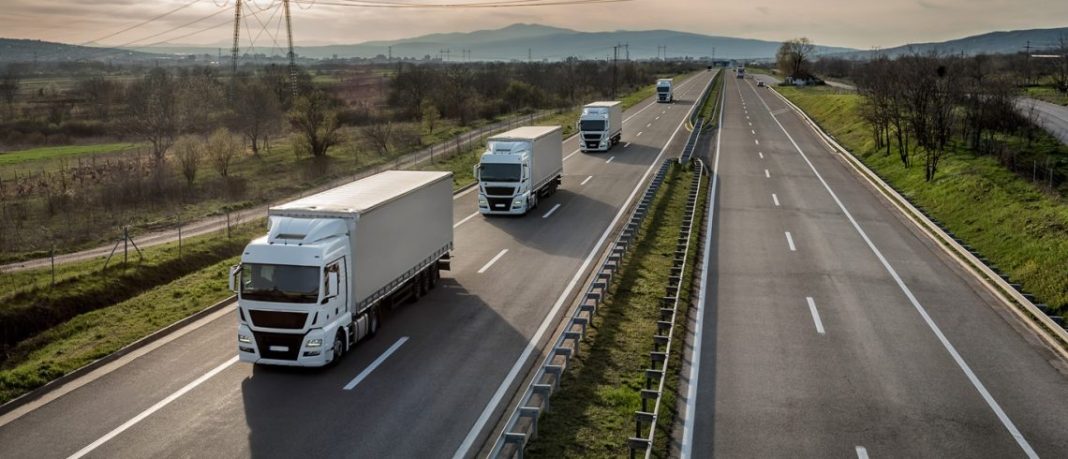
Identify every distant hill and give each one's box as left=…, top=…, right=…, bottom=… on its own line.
left=837, top=26, right=1068, bottom=58
left=0, top=38, right=160, bottom=63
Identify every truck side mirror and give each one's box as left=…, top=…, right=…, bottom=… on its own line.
left=325, top=271, right=339, bottom=301
left=229, top=264, right=241, bottom=293
left=472, top=165, right=480, bottom=180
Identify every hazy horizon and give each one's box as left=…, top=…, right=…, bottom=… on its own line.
left=2, top=0, right=1068, bottom=51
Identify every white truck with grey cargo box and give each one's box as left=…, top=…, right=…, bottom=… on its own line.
left=230, top=170, right=453, bottom=367
left=656, top=78, right=673, bottom=103
left=476, top=126, right=563, bottom=215
left=579, top=101, right=623, bottom=152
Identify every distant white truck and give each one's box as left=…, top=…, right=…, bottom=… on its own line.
left=230, top=170, right=453, bottom=367
left=656, top=78, right=673, bottom=103
left=476, top=126, right=563, bottom=215
left=579, top=101, right=623, bottom=152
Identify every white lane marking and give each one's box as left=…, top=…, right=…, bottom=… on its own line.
left=343, top=337, right=409, bottom=390
left=785, top=231, right=797, bottom=251
left=765, top=169, right=771, bottom=178
left=646, top=122, right=652, bottom=127
left=759, top=152, right=765, bottom=159
left=563, top=148, right=581, bottom=161
left=748, top=121, right=752, bottom=127
left=755, top=139, right=760, bottom=145
left=772, top=193, right=780, bottom=206
left=455, top=72, right=715, bottom=459
left=477, top=249, right=508, bottom=274
left=746, top=115, right=750, bottom=120
left=637, top=131, right=643, bottom=137
left=656, top=116, right=661, bottom=120
left=454, top=211, right=479, bottom=228
left=806, top=297, right=825, bottom=335
left=541, top=203, right=562, bottom=219
left=856, top=446, right=870, bottom=459
left=623, top=142, right=631, bottom=148
left=751, top=129, right=756, bottom=135
left=749, top=82, right=1039, bottom=459
left=606, top=156, right=616, bottom=164
left=67, top=356, right=239, bottom=459
left=581, top=175, right=593, bottom=186
left=682, top=71, right=725, bottom=458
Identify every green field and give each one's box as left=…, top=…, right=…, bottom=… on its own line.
left=778, top=86, right=1068, bottom=313
left=527, top=163, right=704, bottom=458
left=1025, top=86, right=1068, bottom=106
left=697, top=71, right=724, bottom=126
left=0, top=143, right=141, bottom=167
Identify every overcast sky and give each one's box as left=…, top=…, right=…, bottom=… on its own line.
left=3, top=0, right=1068, bottom=50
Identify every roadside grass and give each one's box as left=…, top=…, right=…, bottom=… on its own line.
left=698, top=71, right=724, bottom=127
left=778, top=86, right=1068, bottom=313
left=526, top=163, right=699, bottom=458
left=1025, top=86, right=1068, bottom=106
left=0, top=254, right=238, bottom=404
left=0, top=142, right=141, bottom=167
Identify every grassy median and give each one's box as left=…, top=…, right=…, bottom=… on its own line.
left=526, top=163, right=705, bottom=458
left=778, top=86, right=1068, bottom=313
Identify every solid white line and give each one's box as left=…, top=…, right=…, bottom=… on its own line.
left=454, top=211, right=479, bottom=228
left=806, top=297, right=825, bottom=334
left=563, top=148, right=580, bottom=161
left=456, top=71, right=715, bottom=459
left=637, top=131, right=643, bottom=137
left=541, top=203, right=562, bottom=219
left=748, top=81, right=1038, bottom=458
left=477, top=249, right=508, bottom=274
left=67, top=356, right=239, bottom=459
left=785, top=231, right=797, bottom=251
left=682, top=70, right=725, bottom=459
left=454, top=185, right=479, bottom=200
left=580, top=175, right=593, bottom=186
left=759, top=152, right=764, bottom=159
left=606, top=156, right=615, bottom=164
left=343, top=337, right=409, bottom=390
left=856, top=446, right=870, bottom=459
left=764, top=169, right=770, bottom=178
left=772, top=193, right=780, bottom=206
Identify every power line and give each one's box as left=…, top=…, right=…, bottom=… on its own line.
left=81, top=0, right=203, bottom=46
left=318, top=0, right=632, bottom=8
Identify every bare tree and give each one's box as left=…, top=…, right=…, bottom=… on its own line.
left=126, top=68, right=180, bottom=166
left=231, top=79, right=284, bottom=156
left=362, top=121, right=394, bottom=156
left=173, top=135, right=203, bottom=188
left=777, top=38, right=816, bottom=80
left=76, top=76, right=120, bottom=121
left=289, top=90, right=341, bottom=158
left=421, top=99, right=440, bottom=136
left=207, top=128, right=241, bottom=178
left=0, top=68, right=21, bottom=119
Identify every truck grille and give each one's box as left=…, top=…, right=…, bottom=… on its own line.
left=583, top=134, right=601, bottom=140
left=485, top=186, right=515, bottom=196
left=585, top=141, right=601, bottom=149
left=253, top=331, right=304, bottom=360
left=488, top=197, right=512, bottom=210
left=249, top=310, right=308, bottom=329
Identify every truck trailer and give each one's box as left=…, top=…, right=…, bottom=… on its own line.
left=476, top=126, right=563, bottom=215
left=230, top=170, right=453, bottom=367
left=656, top=78, right=673, bottom=103
left=579, top=101, right=623, bottom=152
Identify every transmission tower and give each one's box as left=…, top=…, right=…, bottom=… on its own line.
left=231, top=0, right=298, bottom=97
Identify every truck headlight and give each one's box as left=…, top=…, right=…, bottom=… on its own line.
left=478, top=196, right=488, bottom=207
left=306, top=338, right=323, bottom=348
left=512, top=195, right=526, bottom=208
left=238, top=334, right=252, bottom=344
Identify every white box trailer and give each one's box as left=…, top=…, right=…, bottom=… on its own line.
left=231, top=170, right=453, bottom=367
left=579, top=101, right=623, bottom=152
left=476, top=126, right=563, bottom=215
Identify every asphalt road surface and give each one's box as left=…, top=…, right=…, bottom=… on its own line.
left=682, top=70, right=1068, bottom=457
left=0, top=71, right=717, bottom=459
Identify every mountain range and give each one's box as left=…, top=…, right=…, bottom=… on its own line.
left=2, top=23, right=1067, bottom=64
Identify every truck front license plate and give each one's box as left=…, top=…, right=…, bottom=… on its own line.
left=494, top=204, right=506, bottom=208
left=269, top=345, right=289, bottom=352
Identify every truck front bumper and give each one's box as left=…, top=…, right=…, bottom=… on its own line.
left=238, top=325, right=331, bottom=367
left=479, top=194, right=529, bottom=215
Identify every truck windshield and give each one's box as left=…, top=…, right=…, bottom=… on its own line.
left=579, top=119, right=606, bottom=132
left=241, top=264, right=320, bottom=303
left=479, top=163, right=521, bottom=182
left=657, top=86, right=670, bottom=93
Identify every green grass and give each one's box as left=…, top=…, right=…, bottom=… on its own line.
left=1025, top=86, right=1068, bottom=106
left=697, top=71, right=724, bottom=126
left=0, top=254, right=238, bottom=404
left=0, top=143, right=141, bottom=167
left=527, top=164, right=702, bottom=458
left=779, top=86, right=1068, bottom=313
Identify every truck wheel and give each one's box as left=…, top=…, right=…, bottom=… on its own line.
left=368, top=309, right=379, bottom=338
left=429, top=266, right=439, bottom=289
left=331, top=332, right=345, bottom=365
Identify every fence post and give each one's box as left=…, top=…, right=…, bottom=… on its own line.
left=178, top=214, right=183, bottom=261
left=123, top=226, right=128, bottom=266
left=50, top=245, right=55, bottom=287
left=226, top=212, right=232, bottom=239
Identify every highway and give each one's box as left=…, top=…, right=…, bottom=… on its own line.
left=0, top=70, right=717, bottom=458
left=682, top=72, right=1068, bottom=457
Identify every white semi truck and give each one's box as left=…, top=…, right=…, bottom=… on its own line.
left=579, top=101, right=623, bottom=152
left=656, top=78, right=673, bottom=103
left=476, top=126, right=563, bottom=215
left=230, top=170, right=453, bottom=367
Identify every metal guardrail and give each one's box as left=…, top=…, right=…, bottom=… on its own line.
left=627, top=158, right=704, bottom=459
left=679, top=121, right=703, bottom=163
left=488, top=158, right=677, bottom=459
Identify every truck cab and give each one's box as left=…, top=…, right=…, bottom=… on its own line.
left=656, top=78, right=673, bottom=103
left=232, top=217, right=359, bottom=367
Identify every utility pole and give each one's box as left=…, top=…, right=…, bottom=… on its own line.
left=230, top=0, right=242, bottom=98
left=612, top=44, right=620, bottom=98
left=1024, top=40, right=1032, bottom=85
left=388, top=45, right=392, bottom=61
left=624, top=43, right=629, bottom=61
left=283, top=0, right=296, bottom=97
left=528, top=48, right=532, bottom=63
